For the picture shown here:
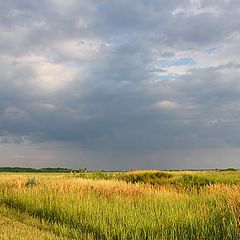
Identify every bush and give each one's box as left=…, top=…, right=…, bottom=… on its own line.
left=172, top=175, right=216, bottom=187
left=220, top=168, right=237, bottom=172
left=120, top=171, right=173, bottom=185
left=25, top=177, right=38, bottom=187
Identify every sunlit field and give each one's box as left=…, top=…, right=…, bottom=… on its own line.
left=0, top=170, right=240, bottom=239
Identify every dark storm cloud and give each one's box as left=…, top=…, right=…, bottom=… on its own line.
left=1, top=0, right=240, bottom=169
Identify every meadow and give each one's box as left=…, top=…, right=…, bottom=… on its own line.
left=0, top=170, right=240, bottom=239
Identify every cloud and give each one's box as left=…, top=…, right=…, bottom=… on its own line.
left=0, top=0, right=240, bottom=169
left=34, top=154, right=56, bottom=162
left=154, top=100, right=181, bottom=110
left=11, top=154, right=26, bottom=162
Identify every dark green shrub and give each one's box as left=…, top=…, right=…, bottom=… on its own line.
left=172, top=175, right=216, bottom=187
left=220, top=168, right=237, bottom=171
left=120, top=171, right=173, bottom=185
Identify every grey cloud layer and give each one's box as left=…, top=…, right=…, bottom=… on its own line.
left=1, top=0, right=240, bottom=168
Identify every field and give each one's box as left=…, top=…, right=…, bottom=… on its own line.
left=0, top=170, right=240, bottom=239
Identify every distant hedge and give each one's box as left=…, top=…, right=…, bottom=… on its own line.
left=0, top=167, right=73, bottom=173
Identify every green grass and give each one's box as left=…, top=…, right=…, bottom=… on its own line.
left=0, top=205, right=68, bottom=240
left=73, top=169, right=240, bottom=186
left=0, top=171, right=240, bottom=239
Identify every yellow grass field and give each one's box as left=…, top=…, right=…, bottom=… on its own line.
left=0, top=171, right=240, bottom=239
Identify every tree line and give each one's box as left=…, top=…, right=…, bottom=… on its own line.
left=0, top=167, right=74, bottom=173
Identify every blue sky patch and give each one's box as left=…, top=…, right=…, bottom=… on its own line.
left=205, top=47, right=221, bottom=54
left=159, top=58, right=196, bottom=67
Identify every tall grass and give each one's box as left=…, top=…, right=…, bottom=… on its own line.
left=0, top=173, right=240, bottom=239
left=73, top=169, right=240, bottom=185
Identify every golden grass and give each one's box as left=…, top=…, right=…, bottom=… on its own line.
left=0, top=173, right=240, bottom=239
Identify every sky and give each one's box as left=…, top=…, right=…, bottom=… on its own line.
left=0, top=0, right=240, bottom=170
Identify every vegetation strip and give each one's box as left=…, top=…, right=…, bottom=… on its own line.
left=0, top=171, right=240, bottom=239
